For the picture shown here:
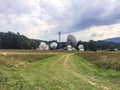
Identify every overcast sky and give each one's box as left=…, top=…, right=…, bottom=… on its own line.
left=0, top=0, right=120, bottom=41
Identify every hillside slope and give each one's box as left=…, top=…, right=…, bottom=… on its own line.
left=105, top=37, right=120, bottom=43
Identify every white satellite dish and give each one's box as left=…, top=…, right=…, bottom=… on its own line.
left=50, top=42, right=58, bottom=49
left=39, top=42, right=47, bottom=50
left=67, top=35, right=77, bottom=47
left=67, top=45, right=72, bottom=51
left=78, top=44, right=84, bottom=51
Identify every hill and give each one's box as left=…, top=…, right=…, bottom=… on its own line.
left=105, top=37, right=120, bottom=43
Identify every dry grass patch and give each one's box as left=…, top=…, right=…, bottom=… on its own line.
left=0, top=50, right=60, bottom=67
left=76, top=51, right=120, bottom=71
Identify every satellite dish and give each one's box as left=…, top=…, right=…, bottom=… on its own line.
left=39, top=42, right=47, bottom=50
left=67, top=45, right=72, bottom=48
left=50, top=42, right=58, bottom=49
left=78, top=44, right=84, bottom=51
left=67, top=35, right=77, bottom=47
left=67, top=45, right=72, bottom=51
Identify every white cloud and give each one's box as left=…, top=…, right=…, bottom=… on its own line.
left=72, top=23, right=120, bottom=41
left=0, top=0, right=120, bottom=41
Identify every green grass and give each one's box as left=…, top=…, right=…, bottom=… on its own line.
left=0, top=51, right=120, bottom=90
left=76, top=52, right=120, bottom=71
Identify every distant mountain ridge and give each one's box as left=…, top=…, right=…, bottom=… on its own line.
left=104, top=37, right=120, bottom=43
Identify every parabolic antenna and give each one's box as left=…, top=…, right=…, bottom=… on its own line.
left=50, top=42, right=58, bottom=49
left=67, top=35, right=77, bottom=47
left=39, top=42, right=47, bottom=50
left=78, top=44, right=84, bottom=49
left=67, top=45, right=72, bottom=48
left=67, top=45, right=72, bottom=51
left=78, top=44, right=84, bottom=51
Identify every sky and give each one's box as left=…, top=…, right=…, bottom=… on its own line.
left=0, top=0, right=120, bottom=41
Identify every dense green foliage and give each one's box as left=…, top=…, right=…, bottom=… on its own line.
left=109, top=44, right=115, bottom=51
left=76, top=40, right=120, bottom=51
left=0, top=32, right=41, bottom=49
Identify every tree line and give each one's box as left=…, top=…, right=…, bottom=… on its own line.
left=76, top=40, right=120, bottom=51
left=0, top=32, right=120, bottom=51
left=0, top=32, right=40, bottom=49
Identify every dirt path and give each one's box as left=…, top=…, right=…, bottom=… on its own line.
left=60, top=54, right=109, bottom=90
left=62, top=54, right=97, bottom=85
left=63, top=54, right=71, bottom=68
left=52, top=55, right=66, bottom=66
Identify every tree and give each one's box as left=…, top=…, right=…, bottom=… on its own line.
left=88, top=40, right=97, bottom=51
left=109, top=44, right=115, bottom=51
left=0, top=32, right=43, bottom=49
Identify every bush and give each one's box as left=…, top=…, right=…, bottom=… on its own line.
left=109, top=44, right=115, bottom=51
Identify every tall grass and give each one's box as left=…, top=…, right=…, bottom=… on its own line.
left=0, top=50, right=61, bottom=68
left=76, top=52, right=120, bottom=71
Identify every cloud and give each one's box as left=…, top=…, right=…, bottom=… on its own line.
left=0, top=0, right=120, bottom=41
left=51, top=0, right=120, bottom=33
left=71, top=23, right=120, bottom=41
left=35, top=0, right=120, bottom=34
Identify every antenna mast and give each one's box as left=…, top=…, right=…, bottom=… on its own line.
left=59, top=32, right=61, bottom=43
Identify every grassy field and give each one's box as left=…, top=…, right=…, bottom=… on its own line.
left=0, top=50, right=60, bottom=67
left=0, top=50, right=120, bottom=90
left=76, top=51, right=120, bottom=71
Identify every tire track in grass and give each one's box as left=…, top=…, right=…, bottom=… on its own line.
left=63, top=54, right=97, bottom=85
left=63, top=54, right=70, bottom=68
left=20, top=53, right=110, bottom=90
left=63, top=54, right=109, bottom=90
left=52, top=54, right=66, bottom=66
